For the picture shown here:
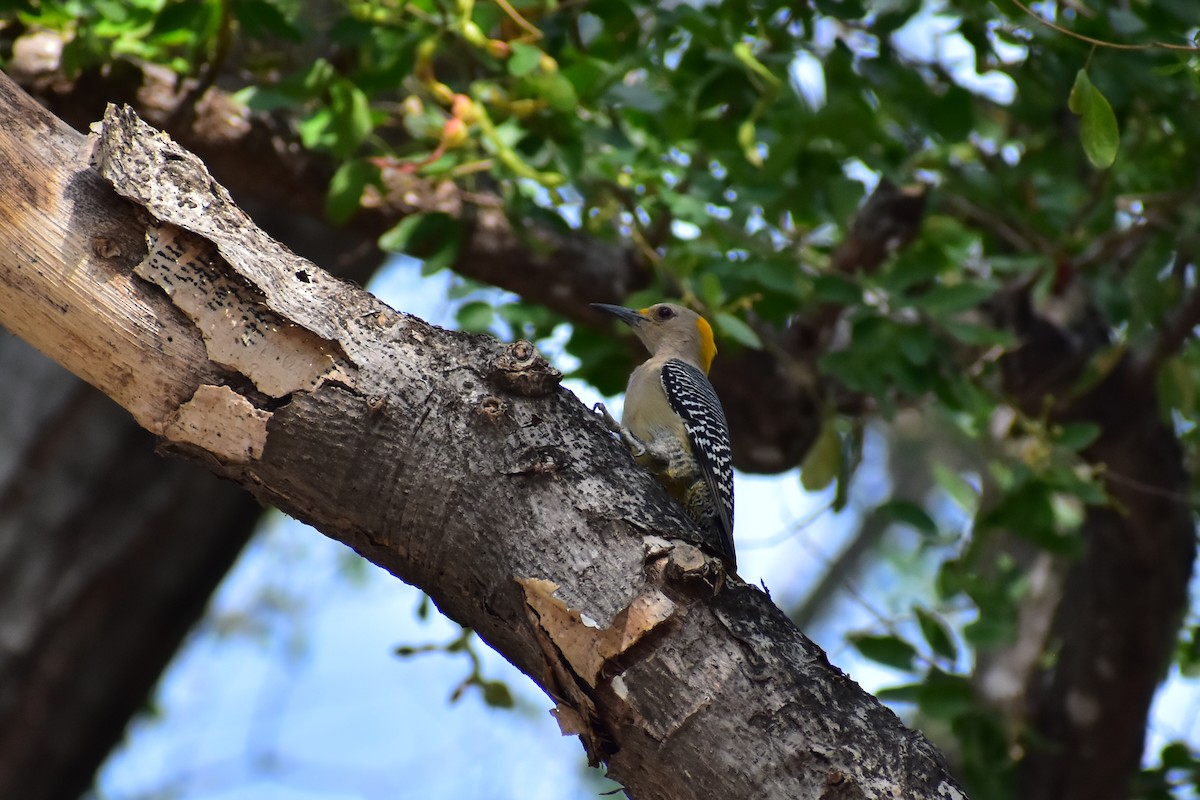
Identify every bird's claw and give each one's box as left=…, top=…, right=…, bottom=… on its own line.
left=593, top=402, right=648, bottom=457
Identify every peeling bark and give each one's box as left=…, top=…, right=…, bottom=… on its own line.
left=0, top=73, right=965, bottom=799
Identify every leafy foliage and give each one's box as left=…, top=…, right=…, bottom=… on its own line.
left=4, top=0, right=1200, bottom=797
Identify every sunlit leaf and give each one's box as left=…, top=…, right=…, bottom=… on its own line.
left=508, top=42, right=543, bottom=77
left=848, top=633, right=917, bottom=671
left=1069, top=69, right=1119, bottom=169
left=801, top=422, right=841, bottom=492
left=325, top=159, right=374, bottom=224
left=915, top=606, right=957, bottom=662
left=714, top=311, right=763, bottom=350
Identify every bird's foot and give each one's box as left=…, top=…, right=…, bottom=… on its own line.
left=593, top=402, right=648, bottom=458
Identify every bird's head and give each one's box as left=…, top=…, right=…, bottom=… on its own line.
left=591, top=302, right=717, bottom=372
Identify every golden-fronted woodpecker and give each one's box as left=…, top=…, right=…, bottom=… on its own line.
left=592, top=302, right=736, bottom=569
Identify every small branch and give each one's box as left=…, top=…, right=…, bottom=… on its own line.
left=495, top=0, right=544, bottom=41
left=1136, top=273, right=1200, bottom=380
left=165, top=0, right=235, bottom=128
left=1009, top=0, right=1200, bottom=52
left=941, top=192, right=1046, bottom=255
left=830, top=179, right=928, bottom=275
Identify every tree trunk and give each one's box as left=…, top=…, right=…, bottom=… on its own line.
left=996, top=294, right=1196, bottom=800
left=0, top=71, right=965, bottom=800
left=0, top=332, right=261, bottom=800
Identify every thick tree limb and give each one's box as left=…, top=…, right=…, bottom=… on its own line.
left=991, top=288, right=1196, bottom=800
left=0, top=73, right=965, bottom=799
left=0, top=334, right=261, bottom=799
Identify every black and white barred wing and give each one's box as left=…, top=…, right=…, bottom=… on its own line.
left=661, top=358, right=736, bottom=566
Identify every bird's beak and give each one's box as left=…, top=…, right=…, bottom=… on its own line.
left=591, top=303, right=645, bottom=328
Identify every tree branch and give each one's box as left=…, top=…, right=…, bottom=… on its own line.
left=1136, top=264, right=1200, bottom=380
left=0, top=72, right=965, bottom=800
left=990, top=286, right=1196, bottom=800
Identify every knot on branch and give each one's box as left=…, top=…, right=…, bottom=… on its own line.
left=656, top=541, right=726, bottom=596
left=505, top=446, right=566, bottom=478
left=476, top=394, right=508, bottom=422
left=491, top=340, right=561, bottom=397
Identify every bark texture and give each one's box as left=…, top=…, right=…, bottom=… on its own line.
left=0, top=72, right=966, bottom=799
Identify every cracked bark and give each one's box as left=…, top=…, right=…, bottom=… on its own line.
left=0, top=73, right=966, bottom=799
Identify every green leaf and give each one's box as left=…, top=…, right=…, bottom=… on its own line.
left=737, top=119, right=762, bottom=167
left=978, top=482, right=1078, bottom=553
left=800, top=421, right=840, bottom=492
left=826, top=176, right=867, bottom=223
left=909, top=282, right=997, bottom=316
left=325, top=159, right=374, bottom=224
left=1056, top=422, right=1101, bottom=452
left=876, top=499, right=938, bottom=537
left=456, top=301, right=495, bottom=332
left=875, top=683, right=922, bottom=704
left=1159, top=741, right=1193, bottom=770
left=714, top=311, right=763, bottom=349
left=917, top=669, right=975, bottom=719
left=481, top=679, right=515, bottom=708
left=1068, top=69, right=1119, bottom=169
left=605, top=82, right=666, bottom=113
left=1158, top=356, right=1197, bottom=419
left=298, top=107, right=335, bottom=150
left=810, top=274, right=862, bottom=305
left=379, top=215, right=424, bottom=253
left=234, top=85, right=301, bottom=112
left=233, top=0, right=303, bottom=41
left=522, top=72, right=579, bottom=114
left=915, top=606, right=957, bottom=661
left=848, top=633, right=917, bottom=671
left=933, top=463, right=977, bottom=513
left=1177, top=625, right=1200, bottom=677
left=565, top=326, right=632, bottom=396
left=963, top=611, right=1018, bottom=649
left=697, top=273, right=726, bottom=309
left=328, top=78, right=373, bottom=157
left=508, top=41, right=543, bottom=77
left=378, top=213, right=463, bottom=274
left=941, top=321, right=1015, bottom=348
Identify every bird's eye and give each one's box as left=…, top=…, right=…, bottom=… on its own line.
left=655, top=306, right=675, bottom=321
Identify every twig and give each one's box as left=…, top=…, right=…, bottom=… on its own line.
left=1135, top=276, right=1200, bottom=381
left=1102, top=466, right=1197, bottom=506
left=166, top=0, right=234, bottom=128
left=940, top=192, right=1045, bottom=254
left=494, top=0, right=543, bottom=41
left=1010, top=0, right=1200, bottom=52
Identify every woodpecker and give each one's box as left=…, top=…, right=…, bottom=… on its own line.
left=591, top=302, right=736, bottom=569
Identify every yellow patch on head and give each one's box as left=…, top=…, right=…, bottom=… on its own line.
left=695, top=316, right=716, bottom=373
